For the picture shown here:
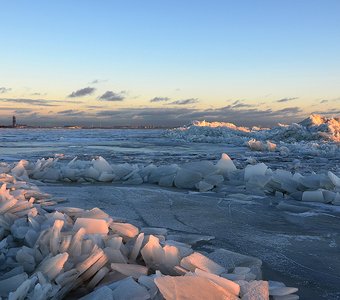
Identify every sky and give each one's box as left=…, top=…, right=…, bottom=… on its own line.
left=0, top=0, right=339, bottom=127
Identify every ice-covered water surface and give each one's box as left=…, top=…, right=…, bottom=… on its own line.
left=0, top=128, right=165, bottom=162
left=0, top=128, right=244, bottom=166
left=1, top=124, right=340, bottom=176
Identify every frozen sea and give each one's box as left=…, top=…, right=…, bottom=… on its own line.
left=0, top=128, right=234, bottom=164
left=1, top=128, right=340, bottom=299
left=1, top=128, right=339, bottom=174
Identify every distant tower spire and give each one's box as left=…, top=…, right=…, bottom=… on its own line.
left=12, top=115, right=16, bottom=128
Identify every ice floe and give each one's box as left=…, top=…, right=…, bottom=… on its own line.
left=5, top=150, right=340, bottom=205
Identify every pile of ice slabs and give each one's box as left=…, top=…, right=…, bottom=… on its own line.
left=8, top=154, right=340, bottom=206
left=0, top=173, right=299, bottom=300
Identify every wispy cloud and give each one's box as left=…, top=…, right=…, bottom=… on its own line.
left=226, top=100, right=254, bottom=109
left=57, top=109, right=86, bottom=116
left=58, top=109, right=76, bottom=114
left=15, top=112, right=40, bottom=118
left=96, top=108, right=194, bottom=119
left=312, top=109, right=340, bottom=115
left=168, top=98, right=199, bottom=105
left=150, top=97, right=171, bottom=103
left=0, top=97, right=80, bottom=107
left=14, top=108, right=34, bottom=114
left=276, top=97, right=299, bottom=103
left=68, top=87, right=96, bottom=98
left=273, top=106, right=302, bottom=115
left=98, top=91, right=125, bottom=101
left=232, top=103, right=253, bottom=108
left=0, top=106, right=28, bottom=112
left=231, top=100, right=242, bottom=105
left=0, top=98, right=59, bottom=106
left=86, top=105, right=106, bottom=109
left=320, top=97, right=340, bottom=104
left=0, top=87, right=11, bottom=94
left=90, top=79, right=107, bottom=84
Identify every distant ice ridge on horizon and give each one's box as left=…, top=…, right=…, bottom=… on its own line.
left=165, top=115, right=340, bottom=152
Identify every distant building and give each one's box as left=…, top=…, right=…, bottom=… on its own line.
left=12, top=115, right=16, bottom=128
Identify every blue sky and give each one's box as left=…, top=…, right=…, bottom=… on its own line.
left=0, top=0, right=339, bottom=127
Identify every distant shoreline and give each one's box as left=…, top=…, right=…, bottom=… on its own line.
left=0, top=126, right=172, bottom=130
